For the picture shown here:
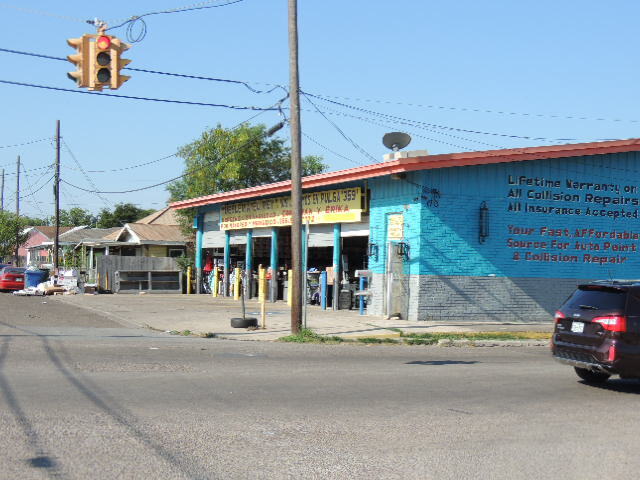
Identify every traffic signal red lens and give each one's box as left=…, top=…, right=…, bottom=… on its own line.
left=97, top=35, right=111, bottom=50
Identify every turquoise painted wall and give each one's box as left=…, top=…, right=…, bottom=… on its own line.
left=370, top=151, right=640, bottom=279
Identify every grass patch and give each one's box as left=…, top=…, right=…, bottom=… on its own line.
left=279, top=328, right=344, bottom=344
left=200, top=332, right=216, bottom=338
left=181, top=330, right=192, bottom=336
left=401, top=331, right=551, bottom=341
left=357, top=337, right=400, bottom=344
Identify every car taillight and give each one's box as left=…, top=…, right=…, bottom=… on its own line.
left=593, top=315, right=627, bottom=332
left=554, top=311, right=566, bottom=323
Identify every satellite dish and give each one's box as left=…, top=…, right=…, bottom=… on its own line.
left=382, top=132, right=411, bottom=151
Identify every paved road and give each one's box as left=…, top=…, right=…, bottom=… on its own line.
left=1, top=294, right=639, bottom=479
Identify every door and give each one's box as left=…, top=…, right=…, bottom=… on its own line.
left=386, top=241, right=409, bottom=319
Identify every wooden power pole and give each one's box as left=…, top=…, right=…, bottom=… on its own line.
left=288, top=0, right=303, bottom=334
left=1, top=168, right=4, bottom=212
left=54, top=120, right=61, bottom=279
left=14, top=156, right=20, bottom=265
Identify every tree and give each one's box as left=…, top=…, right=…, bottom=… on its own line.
left=58, top=207, right=96, bottom=227
left=0, top=211, right=30, bottom=261
left=96, top=203, right=156, bottom=228
left=167, top=123, right=327, bottom=202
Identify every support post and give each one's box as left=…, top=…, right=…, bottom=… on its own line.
left=359, top=276, right=366, bottom=315
left=224, top=230, right=231, bottom=296
left=320, top=271, right=327, bottom=310
left=245, top=229, right=253, bottom=298
left=212, top=267, right=219, bottom=297
left=194, top=213, right=204, bottom=294
left=269, top=227, right=278, bottom=302
left=259, top=266, right=267, bottom=329
left=233, top=267, right=241, bottom=300
left=287, top=269, right=293, bottom=306
left=332, top=223, right=341, bottom=310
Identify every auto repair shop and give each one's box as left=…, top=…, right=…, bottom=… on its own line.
left=170, top=138, right=640, bottom=322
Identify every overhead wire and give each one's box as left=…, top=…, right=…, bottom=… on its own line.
left=61, top=116, right=285, bottom=195
left=302, top=92, right=581, bottom=143
left=106, top=0, right=246, bottom=43
left=304, top=92, right=640, bottom=125
left=20, top=161, right=50, bottom=218
left=0, top=79, right=279, bottom=111
left=0, top=136, right=53, bottom=151
left=301, top=92, right=380, bottom=164
left=301, top=131, right=366, bottom=168
left=0, top=47, right=284, bottom=95
left=62, top=140, right=112, bottom=208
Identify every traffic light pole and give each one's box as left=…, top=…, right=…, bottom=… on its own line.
left=288, top=0, right=303, bottom=335
left=54, top=120, right=61, bottom=280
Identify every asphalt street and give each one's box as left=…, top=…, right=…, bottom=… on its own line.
left=1, top=294, right=639, bottom=480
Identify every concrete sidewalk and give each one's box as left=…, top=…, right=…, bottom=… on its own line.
left=50, top=293, right=554, bottom=342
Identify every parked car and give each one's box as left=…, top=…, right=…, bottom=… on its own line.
left=0, top=267, right=26, bottom=291
left=551, top=280, right=640, bottom=383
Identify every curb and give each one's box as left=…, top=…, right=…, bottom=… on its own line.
left=436, top=339, right=549, bottom=347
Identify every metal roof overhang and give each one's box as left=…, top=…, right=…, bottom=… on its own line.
left=170, top=138, right=640, bottom=210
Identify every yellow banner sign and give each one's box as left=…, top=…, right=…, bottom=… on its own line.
left=220, top=187, right=362, bottom=230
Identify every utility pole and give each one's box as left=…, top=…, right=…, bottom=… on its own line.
left=288, top=0, right=303, bottom=334
left=14, top=156, right=20, bottom=265
left=1, top=168, right=4, bottom=212
left=54, top=120, right=61, bottom=281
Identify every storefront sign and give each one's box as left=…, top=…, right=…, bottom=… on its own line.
left=220, top=187, right=362, bottom=230
left=388, top=214, right=404, bottom=240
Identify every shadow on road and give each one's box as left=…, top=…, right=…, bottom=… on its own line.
left=0, top=337, right=65, bottom=479
left=405, top=360, right=479, bottom=366
left=580, top=378, right=640, bottom=394
left=0, top=319, right=207, bottom=479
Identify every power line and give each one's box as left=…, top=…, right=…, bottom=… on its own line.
left=0, top=2, right=86, bottom=23
left=304, top=92, right=640, bottom=125
left=301, top=131, right=366, bottom=167
left=0, top=47, right=284, bottom=93
left=64, top=152, right=179, bottom=174
left=107, top=0, right=246, bottom=40
left=20, top=162, right=49, bottom=217
left=61, top=122, right=282, bottom=194
left=18, top=174, right=54, bottom=200
left=303, top=92, right=581, bottom=143
left=62, top=140, right=112, bottom=208
left=301, top=92, right=379, bottom=164
left=3, top=46, right=640, bottom=127
left=0, top=136, right=53, bottom=150
left=0, top=79, right=279, bottom=111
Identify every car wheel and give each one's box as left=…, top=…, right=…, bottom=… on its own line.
left=574, top=367, right=610, bottom=383
left=230, top=317, right=258, bottom=328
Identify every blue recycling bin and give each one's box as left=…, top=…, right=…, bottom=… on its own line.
left=26, top=269, right=48, bottom=288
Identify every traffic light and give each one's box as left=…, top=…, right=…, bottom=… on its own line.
left=110, top=37, right=132, bottom=90
left=67, top=34, right=91, bottom=87
left=67, top=33, right=131, bottom=90
left=90, top=34, right=114, bottom=91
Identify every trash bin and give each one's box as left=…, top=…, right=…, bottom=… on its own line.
left=25, top=269, right=48, bottom=288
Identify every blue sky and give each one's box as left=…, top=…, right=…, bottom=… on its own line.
left=1, top=0, right=639, bottom=219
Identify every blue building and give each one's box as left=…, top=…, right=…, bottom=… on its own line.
left=171, top=138, right=640, bottom=322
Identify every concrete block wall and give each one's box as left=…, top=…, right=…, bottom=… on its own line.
left=369, top=273, right=589, bottom=322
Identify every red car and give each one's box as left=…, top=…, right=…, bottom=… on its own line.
left=0, top=267, right=26, bottom=291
